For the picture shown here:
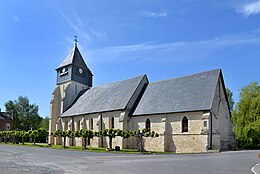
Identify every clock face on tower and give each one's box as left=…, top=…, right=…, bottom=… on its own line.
left=79, top=68, right=83, bottom=74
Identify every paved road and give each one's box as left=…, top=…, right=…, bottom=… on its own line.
left=0, top=144, right=259, bottom=174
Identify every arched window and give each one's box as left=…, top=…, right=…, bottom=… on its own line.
left=90, top=118, right=93, bottom=130
left=111, top=117, right=114, bottom=129
left=145, top=118, right=151, bottom=132
left=182, top=116, right=188, bottom=132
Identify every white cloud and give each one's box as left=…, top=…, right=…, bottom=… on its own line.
left=87, top=34, right=260, bottom=64
left=58, top=10, right=107, bottom=46
left=58, top=10, right=91, bottom=43
left=141, top=10, right=167, bottom=18
left=89, top=29, right=107, bottom=40
left=239, top=0, right=260, bottom=17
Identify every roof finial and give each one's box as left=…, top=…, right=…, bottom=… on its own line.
left=74, top=36, right=78, bottom=46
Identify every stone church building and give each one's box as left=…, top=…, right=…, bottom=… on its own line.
left=49, top=44, right=235, bottom=153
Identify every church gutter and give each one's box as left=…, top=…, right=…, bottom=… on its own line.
left=100, top=113, right=103, bottom=148
left=209, top=111, right=213, bottom=150
left=132, top=109, right=210, bottom=117
left=71, top=117, right=75, bottom=146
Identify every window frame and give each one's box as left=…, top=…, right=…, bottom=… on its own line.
left=89, top=118, right=93, bottom=130
left=145, top=118, right=151, bottom=132
left=182, top=116, right=188, bottom=133
left=111, top=117, right=114, bottom=129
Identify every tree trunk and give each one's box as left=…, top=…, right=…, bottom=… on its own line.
left=33, top=137, right=36, bottom=146
left=63, top=137, right=66, bottom=148
left=140, top=136, right=144, bottom=152
left=4, top=136, right=6, bottom=143
left=84, top=137, right=87, bottom=150
left=22, top=137, right=24, bottom=145
left=109, top=136, right=112, bottom=150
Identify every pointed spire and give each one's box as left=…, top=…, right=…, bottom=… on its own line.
left=56, top=39, right=93, bottom=76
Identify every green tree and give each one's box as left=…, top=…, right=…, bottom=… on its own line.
left=226, top=88, right=235, bottom=111
left=20, top=130, right=29, bottom=145
left=100, top=129, right=125, bottom=150
left=39, top=117, right=49, bottom=131
left=75, top=129, right=94, bottom=150
left=54, top=130, right=74, bottom=148
left=5, top=96, right=42, bottom=130
left=129, top=129, right=159, bottom=152
left=0, top=131, right=3, bottom=142
left=232, top=82, right=260, bottom=148
left=7, top=131, right=14, bottom=143
left=13, top=130, right=21, bottom=144
left=29, top=130, right=39, bottom=146
left=2, top=131, right=7, bottom=143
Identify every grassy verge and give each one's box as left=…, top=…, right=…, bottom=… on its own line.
left=0, top=142, right=170, bottom=154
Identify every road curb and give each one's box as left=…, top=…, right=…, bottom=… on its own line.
left=252, top=163, right=260, bottom=174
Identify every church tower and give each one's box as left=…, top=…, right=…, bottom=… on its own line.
left=49, top=39, right=93, bottom=144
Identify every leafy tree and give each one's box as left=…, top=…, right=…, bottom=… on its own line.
left=39, top=117, right=49, bottom=131
left=2, top=131, right=7, bottom=143
left=0, top=131, right=3, bottom=142
left=232, top=82, right=260, bottom=148
left=100, top=129, right=125, bottom=150
left=129, top=129, right=159, bottom=152
left=7, top=131, right=14, bottom=143
left=13, top=130, right=21, bottom=144
left=20, top=130, right=29, bottom=145
left=5, top=96, right=42, bottom=130
left=29, top=130, right=39, bottom=146
left=226, top=88, right=235, bottom=112
left=75, top=129, right=94, bottom=150
left=54, top=130, right=74, bottom=148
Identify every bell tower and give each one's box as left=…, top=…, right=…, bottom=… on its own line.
left=49, top=38, right=93, bottom=144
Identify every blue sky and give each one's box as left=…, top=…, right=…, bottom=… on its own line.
left=0, top=0, right=260, bottom=117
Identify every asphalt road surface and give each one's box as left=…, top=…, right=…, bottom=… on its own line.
left=0, top=144, right=259, bottom=174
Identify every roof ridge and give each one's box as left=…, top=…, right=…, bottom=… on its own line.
left=91, top=74, right=146, bottom=88
left=149, top=69, right=221, bottom=84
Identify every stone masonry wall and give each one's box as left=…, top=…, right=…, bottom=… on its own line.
left=130, top=111, right=209, bottom=153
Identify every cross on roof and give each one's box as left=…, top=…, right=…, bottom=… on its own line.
left=74, top=36, right=78, bottom=46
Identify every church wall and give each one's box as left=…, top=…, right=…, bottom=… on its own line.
left=49, top=86, right=61, bottom=145
left=167, top=112, right=208, bottom=153
left=211, top=77, right=235, bottom=151
left=61, top=111, right=125, bottom=149
left=129, top=115, right=165, bottom=152
left=62, top=81, right=89, bottom=112
left=130, top=111, right=209, bottom=153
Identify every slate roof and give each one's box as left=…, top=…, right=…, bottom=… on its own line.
left=61, top=75, right=146, bottom=117
left=133, top=69, right=221, bottom=116
left=56, top=45, right=92, bottom=75
left=0, top=112, right=12, bottom=120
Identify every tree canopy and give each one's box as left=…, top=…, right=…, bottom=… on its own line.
left=39, top=117, right=50, bottom=131
left=5, top=96, right=42, bottom=131
left=232, top=82, right=260, bottom=148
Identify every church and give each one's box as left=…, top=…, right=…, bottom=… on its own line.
left=49, top=43, right=235, bottom=153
